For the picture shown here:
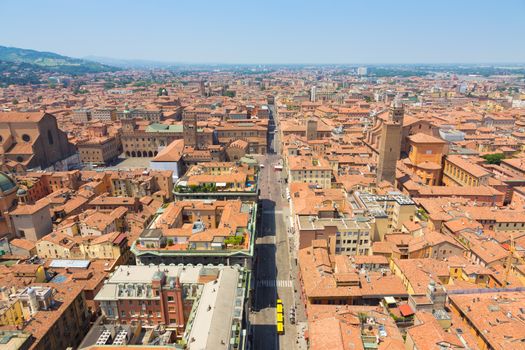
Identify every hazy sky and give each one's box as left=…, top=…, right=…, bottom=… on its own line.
left=1, top=0, right=524, bottom=64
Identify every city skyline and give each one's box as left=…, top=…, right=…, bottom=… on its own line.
left=1, top=2, right=525, bottom=350
left=1, top=0, right=524, bottom=64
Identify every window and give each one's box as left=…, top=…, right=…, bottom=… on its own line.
left=47, top=130, right=54, bottom=144
left=22, top=134, right=31, bottom=142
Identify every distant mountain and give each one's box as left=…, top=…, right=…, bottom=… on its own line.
left=83, top=55, right=177, bottom=69
left=0, top=45, right=120, bottom=75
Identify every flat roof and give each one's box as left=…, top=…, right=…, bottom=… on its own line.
left=187, top=268, right=242, bottom=350
left=49, top=259, right=91, bottom=269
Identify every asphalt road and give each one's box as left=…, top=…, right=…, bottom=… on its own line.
left=250, top=105, right=304, bottom=350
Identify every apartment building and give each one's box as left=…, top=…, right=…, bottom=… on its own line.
left=442, top=155, right=491, bottom=186
left=215, top=120, right=268, bottom=154
left=0, top=284, right=90, bottom=350
left=296, top=215, right=372, bottom=254
left=117, top=109, right=163, bottom=122
left=9, top=199, right=53, bottom=241
left=352, top=191, right=417, bottom=241
left=95, top=264, right=249, bottom=349
left=298, top=241, right=407, bottom=306
left=72, top=109, right=92, bottom=123
left=77, top=135, right=121, bottom=165
left=288, top=156, right=332, bottom=189
left=109, top=169, right=173, bottom=200
left=174, top=161, right=259, bottom=201
left=131, top=199, right=257, bottom=268
left=448, top=291, right=525, bottom=350
left=36, top=231, right=128, bottom=261
left=88, top=195, right=142, bottom=212
left=91, top=108, right=116, bottom=122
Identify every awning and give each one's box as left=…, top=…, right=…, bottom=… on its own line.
left=399, top=304, right=414, bottom=317
left=384, top=296, right=396, bottom=305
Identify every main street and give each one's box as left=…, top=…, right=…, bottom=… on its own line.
left=250, top=104, right=307, bottom=350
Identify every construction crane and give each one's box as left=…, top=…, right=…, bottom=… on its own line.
left=504, top=233, right=525, bottom=285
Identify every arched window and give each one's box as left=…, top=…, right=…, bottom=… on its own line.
left=47, top=130, right=54, bottom=145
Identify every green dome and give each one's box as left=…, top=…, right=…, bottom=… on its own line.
left=0, top=172, right=17, bottom=194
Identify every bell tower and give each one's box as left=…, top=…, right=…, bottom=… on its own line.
left=376, top=100, right=404, bottom=184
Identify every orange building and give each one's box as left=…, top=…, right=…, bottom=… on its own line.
left=403, top=133, right=446, bottom=185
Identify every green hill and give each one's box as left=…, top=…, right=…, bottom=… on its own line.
left=0, top=45, right=120, bottom=75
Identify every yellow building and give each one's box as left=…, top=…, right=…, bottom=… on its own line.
left=448, top=292, right=525, bottom=350
left=0, top=298, right=24, bottom=326
left=36, top=231, right=128, bottom=260
left=442, top=155, right=491, bottom=186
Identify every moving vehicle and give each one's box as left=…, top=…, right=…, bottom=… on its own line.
left=276, top=298, right=284, bottom=334
left=277, top=321, right=284, bottom=335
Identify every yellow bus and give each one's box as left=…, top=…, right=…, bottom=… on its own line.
left=276, top=303, right=283, bottom=313
left=277, top=312, right=284, bottom=323
left=277, top=321, right=284, bottom=335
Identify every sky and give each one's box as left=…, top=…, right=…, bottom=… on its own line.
left=1, top=0, right=524, bottom=64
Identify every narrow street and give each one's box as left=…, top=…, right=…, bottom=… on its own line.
left=250, top=104, right=307, bottom=350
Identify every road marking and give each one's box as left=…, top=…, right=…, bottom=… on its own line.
left=257, top=279, right=293, bottom=288
left=256, top=236, right=276, bottom=244
left=263, top=210, right=282, bottom=214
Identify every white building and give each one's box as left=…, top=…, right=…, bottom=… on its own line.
left=310, top=86, right=317, bottom=102
left=357, top=67, right=368, bottom=76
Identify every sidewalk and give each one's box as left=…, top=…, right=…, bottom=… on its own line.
left=280, top=189, right=308, bottom=331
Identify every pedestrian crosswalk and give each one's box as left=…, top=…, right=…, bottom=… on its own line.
left=257, top=279, right=293, bottom=288
left=262, top=210, right=283, bottom=214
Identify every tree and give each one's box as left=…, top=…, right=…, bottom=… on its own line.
left=224, top=235, right=244, bottom=246
left=482, top=153, right=505, bottom=165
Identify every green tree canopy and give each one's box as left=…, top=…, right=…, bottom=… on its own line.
left=482, top=153, right=505, bottom=165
